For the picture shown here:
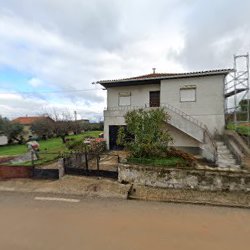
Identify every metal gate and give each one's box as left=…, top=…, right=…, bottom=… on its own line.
left=63, top=152, right=119, bottom=179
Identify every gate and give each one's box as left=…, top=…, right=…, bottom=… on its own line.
left=63, top=152, right=119, bottom=179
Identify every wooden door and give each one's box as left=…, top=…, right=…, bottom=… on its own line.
left=149, top=91, right=160, bottom=107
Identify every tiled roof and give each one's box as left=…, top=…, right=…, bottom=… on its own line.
left=12, top=116, right=53, bottom=125
left=97, top=69, right=232, bottom=87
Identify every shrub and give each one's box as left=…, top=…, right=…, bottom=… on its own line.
left=66, top=137, right=106, bottom=153
left=166, top=147, right=197, bottom=167
left=117, top=108, right=172, bottom=158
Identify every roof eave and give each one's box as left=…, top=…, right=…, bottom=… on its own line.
left=98, top=69, right=233, bottom=88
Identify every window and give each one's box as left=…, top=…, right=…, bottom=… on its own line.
left=149, top=91, right=160, bottom=107
left=180, top=87, right=196, bottom=102
left=119, top=92, right=131, bottom=106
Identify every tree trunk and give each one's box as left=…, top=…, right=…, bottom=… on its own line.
left=61, top=135, right=66, bottom=143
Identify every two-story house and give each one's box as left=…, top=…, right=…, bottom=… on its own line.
left=98, top=69, right=232, bottom=162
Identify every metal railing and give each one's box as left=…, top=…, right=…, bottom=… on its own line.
left=161, top=103, right=205, bottom=129
left=106, top=103, right=205, bottom=129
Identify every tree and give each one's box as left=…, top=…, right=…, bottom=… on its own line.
left=117, top=108, right=172, bottom=158
left=81, top=121, right=104, bottom=131
left=31, top=118, right=55, bottom=140
left=0, top=116, right=24, bottom=144
left=48, top=110, right=75, bottom=143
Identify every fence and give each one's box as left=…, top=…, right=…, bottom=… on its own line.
left=63, top=152, right=119, bottom=179
left=0, top=151, right=119, bottom=180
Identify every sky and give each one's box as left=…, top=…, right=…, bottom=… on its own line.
left=0, top=0, right=249, bottom=121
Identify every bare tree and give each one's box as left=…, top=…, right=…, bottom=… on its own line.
left=47, top=109, right=75, bottom=143
left=31, top=117, right=55, bottom=140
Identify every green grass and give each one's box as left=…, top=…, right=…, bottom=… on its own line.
left=0, top=131, right=102, bottom=166
left=127, top=156, right=188, bottom=167
left=227, top=123, right=250, bottom=136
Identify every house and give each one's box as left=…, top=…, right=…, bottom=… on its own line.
left=78, top=119, right=90, bottom=124
left=0, top=135, right=8, bottom=145
left=97, top=69, right=232, bottom=161
left=12, top=116, right=55, bottom=139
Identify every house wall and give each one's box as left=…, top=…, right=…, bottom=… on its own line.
left=105, top=84, right=160, bottom=149
left=107, top=84, right=160, bottom=108
left=166, top=124, right=200, bottom=153
left=160, top=75, right=225, bottom=134
left=104, top=74, right=226, bottom=150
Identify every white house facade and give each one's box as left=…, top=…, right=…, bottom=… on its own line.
left=98, top=69, right=231, bottom=161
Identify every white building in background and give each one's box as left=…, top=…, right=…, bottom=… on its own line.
left=97, top=69, right=231, bottom=161
left=0, top=135, right=8, bottom=145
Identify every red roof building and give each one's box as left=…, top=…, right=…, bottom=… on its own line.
left=12, top=116, right=54, bottom=125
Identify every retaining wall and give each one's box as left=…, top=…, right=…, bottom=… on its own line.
left=0, top=165, right=33, bottom=180
left=118, top=164, right=250, bottom=192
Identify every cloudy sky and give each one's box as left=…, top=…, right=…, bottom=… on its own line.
left=0, top=0, right=249, bottom=121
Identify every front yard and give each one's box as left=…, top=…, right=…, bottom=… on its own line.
left=0, top=131, right=102, bottom=166
left=127, top=156, right=189, bottom=168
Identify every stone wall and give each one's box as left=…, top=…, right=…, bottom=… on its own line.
left=118, top=164, right=250, bottom=192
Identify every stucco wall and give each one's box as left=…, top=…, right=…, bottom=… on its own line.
left=107, top=84, right=160, bottom=108
left=160, top=75, right=225, bottom=134
left=104, top=74, right=226, bottom=150
left=167, top=124, right=200, bottom=148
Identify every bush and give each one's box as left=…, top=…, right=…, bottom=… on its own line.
left=166, top=147, right=197, bottom=167
left=65, top=137, right=106, bottom=153
left=88, top=138, right=106, bottom=153
left=65, top=138, right=86, bottom=151
left=117, top=108, right=172, bottom=158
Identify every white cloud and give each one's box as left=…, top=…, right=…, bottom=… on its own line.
left=28, top=78, right=44, bottom=87
left=0, top=0, right=249, bottom=119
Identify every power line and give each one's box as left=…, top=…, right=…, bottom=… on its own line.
left=0, top=88, right=105, bottom=94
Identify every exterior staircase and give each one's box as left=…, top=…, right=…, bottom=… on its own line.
left=216, top=141, right=241, bottom=169
left=161, top=103, right=217, bottom=162
left=161, top=103, right=204, bottom=142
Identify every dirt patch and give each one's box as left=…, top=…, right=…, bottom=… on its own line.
left=0, top=157, right=15, bottom=164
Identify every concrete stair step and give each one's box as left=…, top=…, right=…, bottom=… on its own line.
left=217, top=155, right=235, bottom=160
left=217, top=159, right=237, bottom=165
left=216, top=141, right=224, bottom=146
left=217, top=145, right=227, bottom=149
left=217, top=150, right=231, bottom=154
left=217, top=163, right=241, bottom=169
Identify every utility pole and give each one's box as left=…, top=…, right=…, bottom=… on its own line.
left=74, top=110, right=77, bottom=134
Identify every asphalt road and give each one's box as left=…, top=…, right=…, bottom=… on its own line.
left=1, top=191, right=250, bottom=250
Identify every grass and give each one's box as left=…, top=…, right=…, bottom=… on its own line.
left=0, top=131, right=102, bottom=166
left=227, top=122, right=250, bottom=136
left=127, top=156, right=188, bottom=167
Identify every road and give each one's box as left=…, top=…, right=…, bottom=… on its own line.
left=0, top=192, right=250, bottom=250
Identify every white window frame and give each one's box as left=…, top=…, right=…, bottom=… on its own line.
left=118, top=92, right=131, bottom=106
left=180, top=87, right=196, bottom=102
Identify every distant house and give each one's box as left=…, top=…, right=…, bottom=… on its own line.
left=0, top=135, right=8, bottom=146
left=12, top=116, right=55, bottom=139
left=78, top=119, right=90, bottom=124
